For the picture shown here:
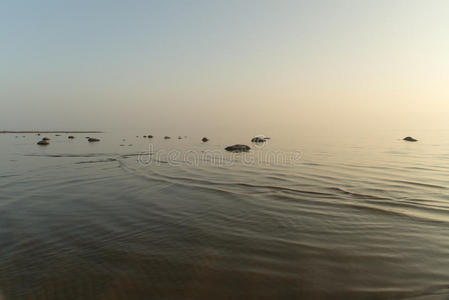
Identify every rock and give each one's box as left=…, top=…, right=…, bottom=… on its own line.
left=251, top=137, right=266, bottom=143
left=225, top=144, right=251, bottom=152
left=143, top=136, right=147, bottom=138
left=37, top=140, right=49, bottom=145
left=164, top=136, right=171, bottom=139
left=37, top=133, right=41, bottom=136
left=68, top=136, right=75, bottom=139
left=88, top=138, right=100, bottom=142
left=178, top=136, right=182, bottom=139
left=55, top=134, right=60, bottom=136
left=42, top=137, right=50, bottom=141
left=120, top=144, right=125, bottom=146
left=403, top=136, right=418, bottom=142
left=202, top=137, right=209, bottom=142
left=147, top=135, right=153, bottom=138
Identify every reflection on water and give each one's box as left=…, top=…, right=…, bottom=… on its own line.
left=0, top=131, right=448, bottom=299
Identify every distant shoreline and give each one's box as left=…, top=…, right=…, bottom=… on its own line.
left=0, top=131, right=104, bottom=133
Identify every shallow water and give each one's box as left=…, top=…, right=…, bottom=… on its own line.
left=0, top=131, right=448, bottom=299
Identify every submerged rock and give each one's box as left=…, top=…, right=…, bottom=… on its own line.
left=164, top=136, right=171, bottom=139
left=178, top=136, right=182, bottom=139
left=202, top=137, right=209, bottom=142
left=88, top=138, right=100, bottom=142
left=37, top=140, right=49, bottom=145
left=225, top=144, right=251, bottom=152
left=68, top=136, right=75, bottom=139
left=42, top=137, right=50, bottom=141
left=147, top=135, right=153, bottom=138
left=403, top=136, right=418, bottom=142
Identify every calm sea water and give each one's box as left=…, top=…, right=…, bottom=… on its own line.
left=0, top=130, right=448, bottom=299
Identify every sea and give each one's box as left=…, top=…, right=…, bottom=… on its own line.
left=0, top=129, right=448, bottom=299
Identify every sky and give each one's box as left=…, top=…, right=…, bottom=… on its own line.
left=1, top=0, right=449, bottom=137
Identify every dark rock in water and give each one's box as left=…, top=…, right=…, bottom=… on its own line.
left=55, top=134, right=60, bottom=136
left=120, top=144, right=125, bottom=146
left=164, top=136, right=171, bottom=139
left=42, top=137, right=50, bottom=141
left=88, top=138, right=100, bottom=142
left=37, top=133, right=41, bottom=136
left=143, top=136, right=147, bottom=138
left=225, top=144, right=251, bottom=152
left=178, top=136, right=182, bottom=139
left=37, top=140, right=49, bottom=145
left=68, top=136, right=75, bottom=139
left=251, top=137, right=266, bottom=143
left=403, top=136, right=418, bottom=142
left=202, top=137, right=209, bottom=142
left=148, top=135, right=153, bottom=138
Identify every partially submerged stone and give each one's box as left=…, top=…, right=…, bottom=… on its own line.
left=42, top=137, right=50, bottom=141
left=164, top=136, right=171, bottom=139
left=88, top=138, right=100, bottom=142
left=68, top=136, right=75, bottom=139
left=202, top=137, right=209, bottom=142
left=251, top=137, right=266, bottom=143
left=403, top=136, right=418, bottom=142
left=225, top=144, right=251, bottom=152
left=37, top=140, right=49, bottom=145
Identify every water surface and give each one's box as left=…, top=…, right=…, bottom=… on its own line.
left=0, top=131, right=448, bottom=299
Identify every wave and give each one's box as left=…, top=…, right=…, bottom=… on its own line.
left=75, top=158, right=117, bottom=164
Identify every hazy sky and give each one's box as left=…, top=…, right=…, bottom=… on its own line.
left=1, top=0, right=448, bottom=136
